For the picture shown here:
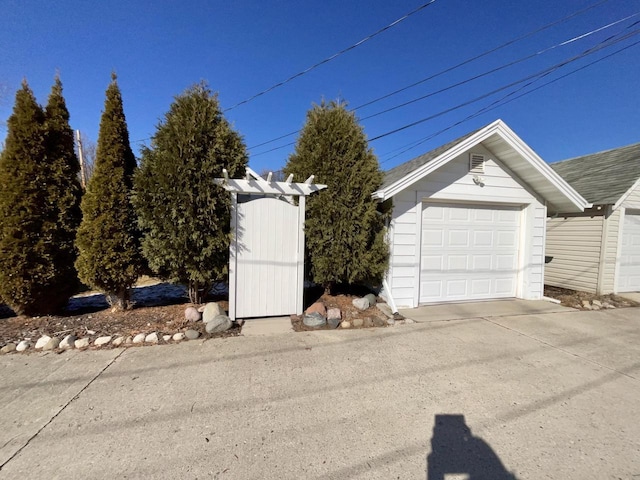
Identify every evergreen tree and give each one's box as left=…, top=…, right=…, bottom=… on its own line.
left=75, top=74, right=142, bottom=309
left=284, top=100, right=389, bottom=291
left=134, top=83, right=248, bottom=304
left=0, top=78, right=82, bottom=315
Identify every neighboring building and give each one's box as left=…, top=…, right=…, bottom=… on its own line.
left=374, top=120, right=588, bottom=309
left=546, top=142, right=640, bottom=294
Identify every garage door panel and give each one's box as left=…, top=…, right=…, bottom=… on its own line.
left=618, top=212, right=640, bottom=292
left=420, top=203, right=520, bottom=303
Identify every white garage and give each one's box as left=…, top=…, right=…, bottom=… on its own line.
left=618, top=210, right=640, bottom=292
left=420, top=203, right=520, bottom=303
left=374, top=120, right=588, bottom=309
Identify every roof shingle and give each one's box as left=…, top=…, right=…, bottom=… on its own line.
left=550, top=142, right=640, bottom=205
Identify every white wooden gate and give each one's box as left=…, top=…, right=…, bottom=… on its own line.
left=215, top=168, right=326, bottom=320
left=234, top=196, right=299, bottom=318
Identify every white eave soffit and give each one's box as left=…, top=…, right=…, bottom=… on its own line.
left=373, top=119, right=590, bottom=213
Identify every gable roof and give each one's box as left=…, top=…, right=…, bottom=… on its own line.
left=373, top=119, right=589, bottom=213
left=550, top=142, right=640, bottom=206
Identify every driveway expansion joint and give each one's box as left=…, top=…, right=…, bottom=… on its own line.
left=0, top=349, right=126, bottom=471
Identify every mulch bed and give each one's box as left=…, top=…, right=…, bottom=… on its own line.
left=544, top=285, right=639, bottom=310
left=0, top=283, right=239, bottom=349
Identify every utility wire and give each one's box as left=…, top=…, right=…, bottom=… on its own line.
left=248, top=0, right=614, bottom=151
left=249, top=14, right=637, bottom=157
left=360, top=12, right=639, bottom=122
left=367, top=27, right=639, bottom=142
left=380, top=39, right=640, bottom=164
left=224, top=0, right=439, bottom=112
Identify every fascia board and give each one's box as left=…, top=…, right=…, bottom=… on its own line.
left=613, top=175, right=640, bottom=210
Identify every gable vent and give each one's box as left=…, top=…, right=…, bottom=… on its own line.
left=469, top=153, right=485, bottom=173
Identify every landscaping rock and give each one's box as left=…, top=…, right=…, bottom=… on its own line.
left=327, top=308, right=341, bottom=321
left=74, top=338, right=90, bottom=349
left=1, top=343, right=16, bottom=354
left=133, top=333, right=146, bottom=344
left=60, top=335, right=76, bottom=349
left=185, top=306, right=201, bottom=322
left=173, top=332, right=186, bottom=341
left=327, top=317, right=340, bottom=329
left=305, top=301, right=326, bottom=317
left=372, top=317, right=386, bottom=327
left=43, top=337, right=60, bottom=351
left=163, top=334, right=171, bottom=342
left=16, top=340, right=30, bottom=352
left=582, top=300, right=592, bottom=310
left=185, top=329, right=200, bottom=340
left=364, top=293, right=377, bottom=307
left=94, top=336, right=112, bottom=347
left=203, top=302, right=225, bottom=323
left=341, top=321, right=351, bottom=329
left=404, top=318, right=415, bottom=324
left=112, top=336, right=125, bottom=347
left=35, top=335, right=51, bottom=349
left=386, top=317, right=396, bottom=326
left=363, top=317, right=374, bottom=328
left=206, top=315, right=232, bottom=333
left=376, top=303, right=394, bottom=318
left=197, top=305, right=206, bottom=313
left=303, top=312, right=326, bottom=328
left=352, top=318, right=364, bottom=328
left=145, top=332, right=159, bottom=344
left=352, top=297, right=370, bottom=310
left=592, top=299, right=603, bottom=307
left=124, top=336, right=133, bottom=345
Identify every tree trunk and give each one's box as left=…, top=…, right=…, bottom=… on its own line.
left=109, top=287, right=131, bottom=311
left=188, top=280, right=211, bottom=305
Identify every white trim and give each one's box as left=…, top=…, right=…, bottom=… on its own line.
left=596, top=206, right=610, bottom=294
left=373, top=119, right=590, bottom=212
left=413, top=191, right=423, bottom=308
left=296, top=196, right=306, bottom=315
left=228, top=192, right=238, bottom=321
left=613, top=207, right=626, bottom=293
left=613, top=176, right=640, bottom=210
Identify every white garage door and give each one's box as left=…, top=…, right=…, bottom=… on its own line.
left=420, top=203, right=520, bottom=303
left=618, top=210, right=640, bottom=292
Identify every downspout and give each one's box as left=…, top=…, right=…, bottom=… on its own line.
left=383, top=278, right=399, bottom=314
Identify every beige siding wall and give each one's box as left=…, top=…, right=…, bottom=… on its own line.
left=600, top=208, right=621, bottom=294
left=545, top=216, right=603, bottom=293
left=388, top=144, right=546, bottom=308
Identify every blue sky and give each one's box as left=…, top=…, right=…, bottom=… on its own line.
left=1, top=0, right=639, bottom=174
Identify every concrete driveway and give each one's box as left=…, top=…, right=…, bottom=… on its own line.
left=1, top=306, right=639, bottom=479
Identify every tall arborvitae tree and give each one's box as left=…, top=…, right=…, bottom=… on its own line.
left=42, top=76, right=83, bottom=304
left=75, top=74, right=142, bottom=309
left=0, top=78, right=82, bottom=315
left=134, top=83, right=248, bottom=304
left=0, top=81, right=48, bottom=314
left=284, top=100, right=389, bottom=291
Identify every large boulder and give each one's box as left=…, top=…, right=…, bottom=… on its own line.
left=303, top=312, right=326, bottom=328
left=352, top=297, right=370, bottom=310
left=364, top=293, right=377, bottom=307
left=305, top=301, right=326, bottom=317
left=185, top=306, right=202, bottom=322
left=203, top=303, right=226, bottom=323
left=205, top=315, right=232, bottom=334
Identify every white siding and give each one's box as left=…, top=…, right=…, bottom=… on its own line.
left=545, top=215, right=603, bottom=293
left=388, top=145, right=546, bottom=308
left=601, top=208, right=621, bottom=294
left=621, top=182, right=640, bottom=210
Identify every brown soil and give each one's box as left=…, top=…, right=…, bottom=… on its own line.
left=0, top=281, right=239, bottom=349
left=291, top=292, right=390, bottom=332
left=543, top=285, right=639, bottom=310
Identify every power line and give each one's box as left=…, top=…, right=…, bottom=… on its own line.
left=359, top=12, right=639, bottom=122
left=249, top=13, right=637, bottom=157
left=379, top=39, right=640, bottom=165
left=224, top=0, right=440, bottom=112
left=367, top=27, right=640, bottom=142
left=247, top=0, right=615, bottom=151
